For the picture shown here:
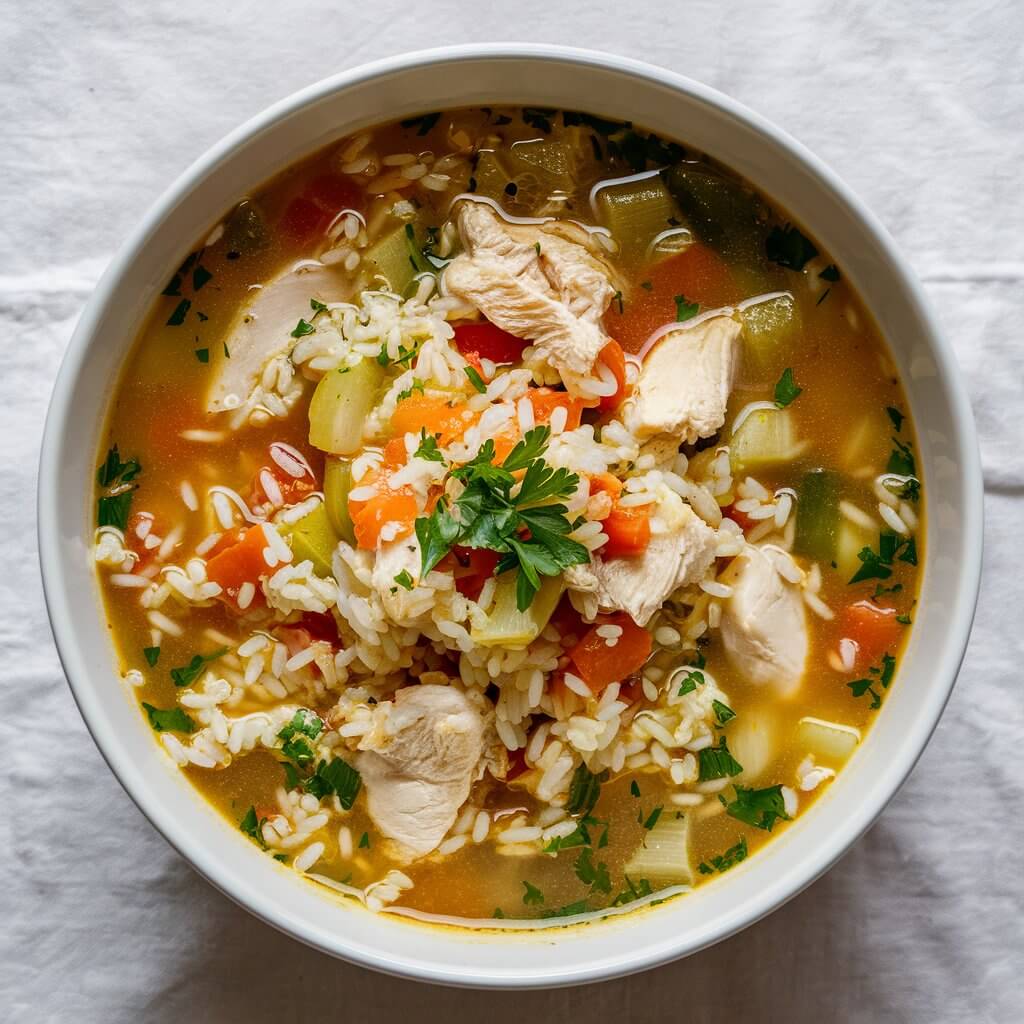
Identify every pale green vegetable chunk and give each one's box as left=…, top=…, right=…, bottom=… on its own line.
left=798, top=716, right=860, bottom=763
left=308, top=359, right=385, bottom=455
left=470, top=575, right=563, bottom=647
left=362, top=216, right=425, bottom=294
left=593, top=173, right=681, bottom=259
left=729, top=407, right=798, bottom=473
left=836, top=519, right=878, bottom=581
left=323, top=456, right=356, bottom=545
left=739, top=293, right=801, bottom=381
left=284, top=502, right=340, bottom=578
left=623, top=813, right=692, bottom=885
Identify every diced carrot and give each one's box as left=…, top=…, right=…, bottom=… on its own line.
left=304, top=174, right=363, bottom=213
left=462, top=349, right=486, bottom=381
left=206, top=524, right=273, bottom=608
left=602, top=505, right=651, bottom=558
left=589, top=473, right=624, bottom=500
left=722, top=503, right=755, bottom=532
left=569, top=613, right=653, bottom=693
left=391, top=394, right=478, bottom=446
left=840, top=600, right=903, bottom=670
left=527, top=388, right=585, bottom=431
left=451, top=547, right=501, bottom=601
left=349, top=491, right=418, bottom=549
left=603, top=243, right=741, bottom=353
left=596, top=339, right=629, bottom=411
left=453, top=321, right=528, bottom=364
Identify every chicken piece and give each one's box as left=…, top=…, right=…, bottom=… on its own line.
left=371, top=536, right=424, bottom=626
left=206, top=262, right=351, bottom=414
left=570, top=492, right=718, bottom=626
left=443, top=200, right=616, bottom=376
left=623, top=314, right=742, bottom=444
left=720, top=545, right=808, bottom=697
left=355, top=685, right=487, bottom=858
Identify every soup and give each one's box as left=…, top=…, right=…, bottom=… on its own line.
left=92, top=107, right=922, bottom=927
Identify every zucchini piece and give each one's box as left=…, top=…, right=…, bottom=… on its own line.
left=284, top=502, right=340, bottom=578
left=308, top=359, right=386, bottom=455
left=836, top=519, right=878, bottom=581
left=323, top=456, right=356, bottom=545
left=593, top=173, right=681, bottom=259
left=362, top=215, right=426, bottom=294
left=794, top=469, right=840, bottom=562
left=470, top=575, right=563, bottom=647
left=798, top=716, right=860, bottom=763
left=623, top=814, right=692, bottom=885
left=729, top=407, right=797, bottom=473
left=471, top=150, right=513, bottom=203
left=739, top=293, right=802, bottom=381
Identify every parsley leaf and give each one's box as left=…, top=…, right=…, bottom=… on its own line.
left=774, top=367, right=802, bottom=407
left=400, top=112, right=440, bottom=136
left=721, top=785, right=790, bottom=831
left=169, top=647, right=228, bottom=688
left=290, top=318, right=315, bottom=338
left=143, top=646, right=160, bottom=667
left=97, top=446, right=141, bottom=488
left=393, top=569, right=414, bottom=591
left=676, top=668, right=705, bottom=696
left=97, top=493, right=134, bottom=531
left=712, top=699, right=736, bottom=726
left=819, top=263, right=840, bottom=282
left=887, top=437, right=917, bottom=477
left=142, top=702, right=195, bottom=734
left=849, top=531, right=917, bottom=583
left=611, top=875, right=653, bottom=907
left=574, top=847, right=612, bottom=894
left=358, top=831, right=370, bottom=848
left=697, top=738, right=744, bottom=781
left=697, top=836, right=748, bottom=875
left=304, top=757, right=362, bottom=808
left=886, top=406, right=905, bottom=431
left=765, top=224, right=818, bottom=271
left=166, top=299, right=191, bottom=326
left=642, top=805, right=664, bottom=830
left=397, top=378, right=426, bottom=402
left=566, top=763, right=608, bottom=817
left=674, top=294, right=699, bottom=322
left=630, top=780, right=641, bottom=798
left=540, top=899, right=590, bottom=919
left=413, top=429, right=446, bottom=465
left=239, top=806, right=267, bottom=848
left=310, top=297, right=328, bottom=314
left=521, top=880, right=545, bottom=906
left=278, top=709, right=323, bottom=742
left=464, top=365, right=487, bottom=393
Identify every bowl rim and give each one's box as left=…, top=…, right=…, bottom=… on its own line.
left=38, top=43, right=984, bottom=989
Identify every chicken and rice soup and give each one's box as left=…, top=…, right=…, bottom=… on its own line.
left=93, top=107, right=923, bottom=926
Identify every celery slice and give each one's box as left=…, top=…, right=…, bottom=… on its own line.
left=729, top=407, right=797, bottom=473
left=470, top=575, right=563, bottom=647
left=739, top=293, right=802, bottom=381
left=798, top=716, right=860, bottom=763
left=836, top=519, right=878, bottom=581
left=283, top=502, right=340, bottom=578
left=794, top=469, right=840, bottom=562
left=362, top=216, right=425, bottom=294
left=623, top=814, right=692, bottom=885
left=593, top=173, right=680, bottom=259
left=323, top=456, right=356, bottom=545
left=308, top=359, right=385, bottom=455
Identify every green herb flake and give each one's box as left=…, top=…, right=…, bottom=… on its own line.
left=393, top=569, right=414, bottom=591
left=880, top=652, right=896, bottom=688
left=521, top=880, right=545, bottom=905
left=277, top=709, right=323, bottom=743
left=169, top=646, right=228, bottom=688
left=697, top=836, right=748, bottom=875
left=819, top=264, right=840, bottom=282
left=886, top=406, right=905, bottom=431
left=630, top=780, right=641, bottom=798
left=97, top=445, right=141, bottom=488
left=611, top=875, right=653, bottom=907
left=303, top=757, right=362, bottom=809
left=887, top=437, right=917, bottom=477
left=273, top=853, right=288, bottom=863
left=464, top=365, right=487, bottom=393
left=194, top=348, right=209, bottom=363
left=166, top=299, right=191, bottom=326
left=566, top=763, right=609, bottom=817
left=400, top=112, right=441, bottom=136
left=192, top=265, right=213, bottom=291
left=774, top=367, right=802, bottom=407
left=239, top=806, right=267, bottom=849
left=143, top=646, right=161, bottom=668
left=540, top=900, right=590, bottom=919
left=413, top=429, right=446, bottom=465
left=397, top=379, right=426, bottom=402
left=712, top=699, right=737, bottom=726
left=720, top=784, right=790, bottom=831
left=896, top=613, right=912, bottom=625
left=142, top=702, right=195, bottom=734
left=674, top=294, right=699, bottom=322
left=676, top=668, right=705, bottom=696
left=290, top=318, right=316, bottom=339
left=849, top=531, right=917, bottom=584
left=697, top=738, right=744, bottom=781
left=614, top=290, right=624, bottom=315
left=97, top=492, right=133, bottom=531
left=358, top=831, right=370, bottom=849
left=492, top=907, right=506, bottom=919
left=574, top=847, right=612, bottom=895
left=642, top=805, right=664, bottom=830
left=765, top=223, right=818, bottom=271
left=310, top=297, right=329, bottom=314
left=640, top=280, right=653, bottom=291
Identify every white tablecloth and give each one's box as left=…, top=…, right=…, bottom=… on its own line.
left=2, top=3, right=1020, bottom=1020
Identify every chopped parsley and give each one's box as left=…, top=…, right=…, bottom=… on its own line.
left=96, top=446, right=142, bottom=530
left=630, top=779, right=641, bottom=798
left=280, top=735, right=316, bottom=767
left=640, top=280, right=653, bottom=290
left=642, top=805, right=664, bottom=831
left=192, top=265, right=213, bottom=291
left=540, top=899, right=590, bottom=919
left=765, top=223, right=818, bottom=271
left=674, top=294, right=699, bottom=322
left=697, top=738, right=744, bottom=781
left=400, top=112, right=441, bottom=136
left=290, top=317, right=315, bottom=338
left=697, top=836, right=748, bottom=875
left=239, top=806, right=267, bottom=848
left=165, top=298, right=191, bottom=326
left=393, top=569, right=414, bottom=591
left=850, top=652, right=897, bottom=708
left=303, top=757, right=362, bottom=808
left=278, top=709, right=323, bottom=742
left=574, top=847, right=612, bottom=895
left=169, top=646, right=228, bottom=688
left=720, top=784, right=790, bottom=831
left=849, top=531, right=918, bottom=584
left=819, top=263, right=840, bottom=282
left=676, top=668, right=705, bottom=696
left=712, top=699, right=736, bottom=726
left=521, top=880, right=545, bottom=905
left=522, top=107, right=556, bottom=133
left=492, top=907, right=506, bottom=919
left=142, top=702, right=195, bottom=734
left=358, top=831, right=370, bottom=849
left=613, top=290, right=625, bottom=314
left=774, top=367, right=802, bottom=407
left=464, top=365, right=487, bottom=393
left=543, top=815, right=607, bottom=853
left=414, top=426, right=589, bottom=611
left=310, top=297, right=329, bottom=315
left=97, top=492, right=134, bottom=531
left=397, top=379, right=426, bottom=402
left=97, top=446, right=141, bottom=488
left=611, top=874, right=652, bottom=907
left=194, top=348, right=209, bottom=363
left=887, top=436, right=917, bottom=478
left=886, top=406, right=905, bottom=431
left=566, top=763, right=609, bottom=817
left=377, top=340, right=421, bottom=368
left=143, top=646, right=160, bottom=667
left=413, top=429, right=445, bottom=464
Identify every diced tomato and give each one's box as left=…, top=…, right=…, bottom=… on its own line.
left=549, top=594, right=587, bottom=646
left=279, top=197, right=329, bottom=245
left=299, top=611, right=340, bottom=645
left=528, top=387, right=585, bottom=431
left=505, top=746, right=529, bottom=782
left=304, top=174, right=363, bottom=213
left=603, top=243, right=741, bottom=353
left=596, top=339, right=629, bottom=411
left=722, top=503, right=755, bottom=532
left=206, top=524, right=273, bottom=609
left=569, top=612, right=652, bottom=693
left=451, top=547, right=501, bottom=602
left=391, top=395, right=478, bottom=446
left=124, top=511, right=160, bottom=568
left=252, top=443, right=317, bottom=509
left=618, top=672, right=644, bottom=705
left=453, top=321, right=528, bottom=364
left=840, top=600, right=903, bottom=671
left=602, top=505, right=651, bottom=558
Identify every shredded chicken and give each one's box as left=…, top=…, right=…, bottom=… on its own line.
left=206, top=263, right=350, bottom=414
left=720, top=545, right=808, bottom=696
left=371, top=536, right=423, bottom=625
left=443, top=200, right=617, bottom=376
left=623, top=314, right=742, bottom=444
left=355, top=685, right=489, bottom=858
left=568, top=491, right=718, bottom=625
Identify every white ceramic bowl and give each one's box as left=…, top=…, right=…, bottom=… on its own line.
left=38, top=44, right=983, bottom=988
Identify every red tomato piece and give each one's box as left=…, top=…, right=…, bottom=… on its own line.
left=279, top=197, right=329, bottom=244
left=453, top=321, right=528, bottom=364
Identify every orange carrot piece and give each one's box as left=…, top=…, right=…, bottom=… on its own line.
left=569, top=613, right=652, bottom=693
left=391, top=395, right=478, bottom=446
left=206, top=524, right=273, bottom=607
left=602, top=505, right=652, bottom=558
left=596, top=339, right=629, bottom=411
left=840, top=600, right=903, bottom=670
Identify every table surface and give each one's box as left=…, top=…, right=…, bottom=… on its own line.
left=2, top=2, right=1021, bottom=1021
